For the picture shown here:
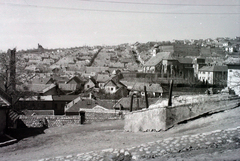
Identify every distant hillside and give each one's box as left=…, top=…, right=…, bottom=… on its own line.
left=173, top=44, right=200, bottom=57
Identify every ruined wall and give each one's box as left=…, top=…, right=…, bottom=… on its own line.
left=124, top=94, right=240, bottom=132
left=84, top=112, right=122, bottom=123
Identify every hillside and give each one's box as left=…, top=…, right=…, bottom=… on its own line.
left=173, top=44, right=200, bottom=57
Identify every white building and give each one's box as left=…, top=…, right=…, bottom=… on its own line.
left=198, top=66, right=228, bottom=86
left=226, top=58, right=240, bottom=95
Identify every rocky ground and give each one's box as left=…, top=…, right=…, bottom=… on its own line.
left=38, top=126, right=240, bottom=161
left=0, top=106, right=240, bottom=161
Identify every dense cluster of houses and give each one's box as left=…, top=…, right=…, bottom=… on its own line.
left=0, top=38, right=240, bottom=124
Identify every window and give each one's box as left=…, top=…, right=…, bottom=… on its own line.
left=87, top=85, right=90, bottom=88
left=229, top=70, right=232, bottom=72
left=111, top=87, right=114, bottom=91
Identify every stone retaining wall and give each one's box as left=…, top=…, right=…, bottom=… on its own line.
left=124, top=94, right=240, bottom=132
left=20, top=115, right=81, bottom=128
left=84, top=112, right=122, bottom=123
left=20, top=111, right=122, bottom=128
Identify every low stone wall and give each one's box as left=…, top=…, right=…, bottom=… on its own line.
left=20, top=111, right=123, bottom=128
left=84, top=111, right=122, bottom=123
left=124, top=94, right=240, bottom=132
left=20, top=115, right=81, bottom=128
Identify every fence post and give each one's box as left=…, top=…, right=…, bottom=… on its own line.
left=144, top=86, right=149, bottom=108
left=130, top=94, right=134, bottom=112
left=168, top=80, right=174, bottom=106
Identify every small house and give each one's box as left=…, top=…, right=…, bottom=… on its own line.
left=84, top=77, right=97, bottom=91
left=198, top=66, right=228, bottom=86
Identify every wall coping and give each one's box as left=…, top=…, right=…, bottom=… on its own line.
left=126, top=94, right=239, bottom=115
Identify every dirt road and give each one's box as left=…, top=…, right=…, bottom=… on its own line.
left=1, top=106, right=240, bottom=161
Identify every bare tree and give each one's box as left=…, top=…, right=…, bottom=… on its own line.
left=0, top=48, right=32, bottom=104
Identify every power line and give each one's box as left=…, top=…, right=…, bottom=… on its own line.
left=0, top=2, right=240, bottom=15
left=78, top=0, right=240, bottom=7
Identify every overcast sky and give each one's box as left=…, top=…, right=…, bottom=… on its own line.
left=0, top=0, right=239, bottom=51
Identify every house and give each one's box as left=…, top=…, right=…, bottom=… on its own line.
left=58, top=84, right=78, bottom=94
left=17, top=95, right=54, bottom=114
left=131, top=82, right=163, bottom=97
left=58, top=76, right=87, bottom=94
left=65, top=97, right=116, bottom=115
left=177, top=58, right=194, bottom=82
left=104, top=79, right=127, bottom=94
left=225, top=57, right=240, bottom=95
left=143, top=52, right=176, bottom=74
left=65, top=76, right=86, bottom=92
left=30, top=77, right=55, bottom=84
left=198, top=66, right=228, bottom=86
left=119, top=81, right=136, bottom=90
left=16, top=95, right=80, bottom=115
left=96, top=74, right=112, bottom=89
left=21, top=84, right=62, bottom=96
left=53, top=95, right=80, bottom=115
left=177, top=58, right=193, bottom=68
left=84, top=77, right=97, bottom=91
left=66, top=76, right=86, bottom=85
left=113, top=97, right=159, bottom=111
left=0, top=86, right=12, bottom=134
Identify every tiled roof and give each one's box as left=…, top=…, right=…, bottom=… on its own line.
left=65, top=98, right=97, bottom=113
left=144, top=52, right=175, bottom=66
left=59, top=84, right=78, bottom=91
left=42, top=84, right=56, bottom=93
left=52, top=95, right=79, bottom=101
left=120, top=81, right=136, bottom=90
left=31, top=77, right=54, bottom=84
left=22, top=84, right=56, bottom=93
left=66, top=76, right=83, bottom=84
left=199, top=66, right=228, bottom=72
left=65, top=98, right=116, bottom=113
left=104, top=80, right=117, bottom=87
left=177, top=58, right=193, bottom=64
left=96, top=74, right=111, bottom=83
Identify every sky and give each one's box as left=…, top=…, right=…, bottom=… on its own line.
left=0, top=0, right=240, bottom=51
